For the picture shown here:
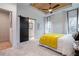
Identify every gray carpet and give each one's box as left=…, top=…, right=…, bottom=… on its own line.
left=0, top=40, right=62, bottom=56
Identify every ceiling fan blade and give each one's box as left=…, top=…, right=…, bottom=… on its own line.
left=41, top=9, right=48, bottom=10
left=41, top=3, right=52, bottom=10
left=52, top=4, right=60, bottom=9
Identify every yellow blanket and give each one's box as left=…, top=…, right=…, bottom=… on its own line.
left=39, top=33, right=64, bottom=48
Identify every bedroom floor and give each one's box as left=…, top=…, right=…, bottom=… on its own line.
left=0, top=39, right=62, bottom=56
left=0, top=41, right=11, bottom=50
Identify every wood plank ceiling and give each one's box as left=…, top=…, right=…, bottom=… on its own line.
left=31, top=3, right=71, bottom=13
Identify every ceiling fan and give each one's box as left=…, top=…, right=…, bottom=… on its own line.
left=42, top=3, right=60, bottom=13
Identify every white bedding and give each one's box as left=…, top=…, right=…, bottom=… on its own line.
left=57, top=34, right=75, bottom=56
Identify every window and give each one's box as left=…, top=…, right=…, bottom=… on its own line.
left=45, top=17, right=51, bottom=34
left=67, top=9, right=78, bottom=34
left=69, top=16, right=77, bottom=33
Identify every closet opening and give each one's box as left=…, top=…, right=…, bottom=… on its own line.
left=0, top=8, right=12, bottom=50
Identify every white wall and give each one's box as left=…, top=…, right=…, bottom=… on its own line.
left=17, top=3, right=45, bottom=39
left=50, top=11, right=67, bottom=34
left=0, top=3, right=17, bottom=48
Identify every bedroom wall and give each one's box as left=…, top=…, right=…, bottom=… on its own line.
left=50, top=11, right=67, bottom=34
left=17, top=3, right=45, bottom=39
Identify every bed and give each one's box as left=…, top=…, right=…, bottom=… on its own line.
left=39, top=33, right=75, bottom=56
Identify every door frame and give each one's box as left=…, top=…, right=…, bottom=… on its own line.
left=29, top=18, right=36, bottom=40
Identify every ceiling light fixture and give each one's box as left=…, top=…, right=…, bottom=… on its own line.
left=48, top=8, right=53, bottom=13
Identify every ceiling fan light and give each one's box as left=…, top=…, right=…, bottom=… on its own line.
left=48, top=9, right=52, bottom=12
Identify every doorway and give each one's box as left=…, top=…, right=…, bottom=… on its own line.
left=19, top=16, right=35, bottom=42
left=29, top=19, right=35, bottom=40
left=0, top=9, right=11, bottom=50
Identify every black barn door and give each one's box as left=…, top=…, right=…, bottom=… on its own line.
left=19, top=16, right=29, bottom=42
